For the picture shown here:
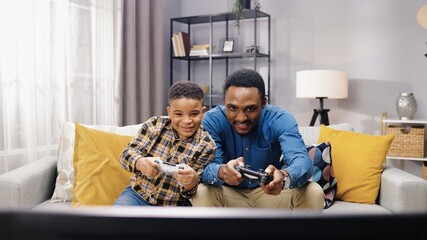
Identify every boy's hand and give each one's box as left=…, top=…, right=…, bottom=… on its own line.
left=135, top=157, right=161, bottom=178
left=259, top=165, right=284, bottom=195
left=218, top=157, right=245, bottom=186
left=174, top=165, right=199, bottom=190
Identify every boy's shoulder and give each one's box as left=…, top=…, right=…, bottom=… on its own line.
left=141, top=116, right=171, bottom=134
left=192, top=126, right=216, bottom=146
left=145, top=116, right=170, bottom=125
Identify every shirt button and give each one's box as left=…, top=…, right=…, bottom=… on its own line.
left=245, top=147, right=249, bottom=151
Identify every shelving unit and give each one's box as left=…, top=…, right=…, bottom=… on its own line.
left=380, top=112, right=427, bottom=179
left=170, top=10, right=270, bottom=108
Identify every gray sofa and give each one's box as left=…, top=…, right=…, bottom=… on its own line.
left=1, top=123, right=427, bottom=214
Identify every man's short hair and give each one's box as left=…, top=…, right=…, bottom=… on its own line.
left=168, top=81, right=204, bottom=104
left=223, top=68, right=265, bottom=100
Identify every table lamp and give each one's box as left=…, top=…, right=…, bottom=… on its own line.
left=296, top=70, right=348, bottom=126
left=417, top=5, right=427, bottom=57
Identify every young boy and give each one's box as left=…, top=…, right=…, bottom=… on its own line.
left=114, top=81, right=216, bottom=206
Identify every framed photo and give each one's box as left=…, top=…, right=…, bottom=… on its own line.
left=223, top=40, right=234, bottom=52
left=219, top=38, right=238, bottom=53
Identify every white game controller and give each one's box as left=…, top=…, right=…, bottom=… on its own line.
left=153, top=159, right=185, bottom=175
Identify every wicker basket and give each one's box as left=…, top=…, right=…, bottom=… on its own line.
left=386, top=125, right=425, bottom=158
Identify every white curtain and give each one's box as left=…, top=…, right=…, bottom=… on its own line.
left=0, top=0, right=122, bottom=174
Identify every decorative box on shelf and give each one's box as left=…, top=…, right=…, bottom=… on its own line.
left=380, top=112, right=427, bottom=179
left=385, top=125, right=425, bottom=158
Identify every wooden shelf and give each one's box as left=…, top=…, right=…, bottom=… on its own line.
left=380, top=112, right=427, bottom=179
left=382, top=119, right=427, bottom=125
left=386, top=156, right=427, bottom=162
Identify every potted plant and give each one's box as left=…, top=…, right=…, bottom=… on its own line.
left=233, top=0, right=260, bottom=34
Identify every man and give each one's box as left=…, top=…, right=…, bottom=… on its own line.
left=192, top=68, right=324, bottom=210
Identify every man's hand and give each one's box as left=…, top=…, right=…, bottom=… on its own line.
left=218, top=157, right=245, bottom=186
left=260, top=165, right=285, bottom=195
left=174, top=166, right=199, bottom=191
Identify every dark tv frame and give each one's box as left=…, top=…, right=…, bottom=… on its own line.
left=0, top=207, right=425, bottom=240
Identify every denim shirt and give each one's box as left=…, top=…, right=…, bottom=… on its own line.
left=200, top=104, right=312, bottom=189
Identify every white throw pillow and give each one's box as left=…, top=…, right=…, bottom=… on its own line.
left=50, top=121, right=142, bottom=202
left=298, top=123, right=353, bottom=145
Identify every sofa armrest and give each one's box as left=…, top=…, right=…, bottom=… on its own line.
left=379, top=165, right=427, bottom=213
left=0, top=156, right=57, bottom=209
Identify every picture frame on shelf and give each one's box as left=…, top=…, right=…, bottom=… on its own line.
left=219, top=38, right=238, bottom=53
left=223, top=40, right=234, bottom=52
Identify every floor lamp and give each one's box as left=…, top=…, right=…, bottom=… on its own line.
left=296, top=70, right=348, bottom=126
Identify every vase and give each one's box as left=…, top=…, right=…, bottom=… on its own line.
left=396, top=92, right=417, bottom=120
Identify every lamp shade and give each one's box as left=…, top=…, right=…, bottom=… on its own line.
left=417, top=4, right=427, bottom=29
left=296, top=70, right=348, bottom=99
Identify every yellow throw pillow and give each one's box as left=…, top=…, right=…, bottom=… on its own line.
left=317, top=125, right=394, bottom=204
left=72, top=122, right=133, bottom=206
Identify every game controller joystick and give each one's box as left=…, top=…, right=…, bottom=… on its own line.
left=153, top=159, right=185, bottom=174
left=235, top=166, right=273, bottom=184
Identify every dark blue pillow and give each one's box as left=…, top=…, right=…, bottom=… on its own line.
left=307, top=141, right=336, bottom=209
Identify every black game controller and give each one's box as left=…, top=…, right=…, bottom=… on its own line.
left=235, top=166, right=273, bottom=184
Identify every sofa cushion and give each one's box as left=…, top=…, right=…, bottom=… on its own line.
left=307, top=141, right=336, bottom=209
left=317, top=125, right=394, bottom=204
left=50, top=121, right=141, bottom=203
left=323, top=200, right=391, bottom=215
left=72, top=122, right=133, bottom=206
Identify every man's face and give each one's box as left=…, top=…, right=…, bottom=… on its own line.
left=167, top=98, right=205, bottom=139
left=224, top=86, right=266, bottom=135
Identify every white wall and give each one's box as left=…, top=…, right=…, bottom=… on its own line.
left=167, top=0, right=427, bottom=177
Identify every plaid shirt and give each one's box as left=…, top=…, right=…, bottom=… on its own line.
left=119, top=116, right=216, bottom=206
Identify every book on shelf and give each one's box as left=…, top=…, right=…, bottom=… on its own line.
left=191, top=44, right=211, bottom=50
left=178, top=31, right=190, bottom=57
left=172, top=33, right=181, bottom=57
left=171, top=34, right=178, bottom=57
left=171, top=31, right=190, bottom=57
left=174, top=33, right=183, bottom=56
left=189, top=50, right=209, bottom=56
left=189, top=44, right=215, bottom=56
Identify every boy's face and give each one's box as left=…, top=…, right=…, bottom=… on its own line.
left=224, top=86, right=266, bottom=135
left=167, top=97, right=206, bottom=139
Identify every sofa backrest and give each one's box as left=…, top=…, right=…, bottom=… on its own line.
left=298, top=123, right=353, bottom=145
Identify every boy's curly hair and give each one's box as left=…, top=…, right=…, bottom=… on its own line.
left=168, top=81, right=204, bottom=104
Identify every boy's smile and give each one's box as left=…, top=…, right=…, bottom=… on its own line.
left=167, top=97, right=206, bottom=139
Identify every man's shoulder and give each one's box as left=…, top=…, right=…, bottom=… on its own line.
left=204, top=105, right=226, bottom=120
left=262, top=105, right=297, bottom=126
left=263, top=104, right=292, bottom=116
left=206, top=105, right=225, bottom=114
